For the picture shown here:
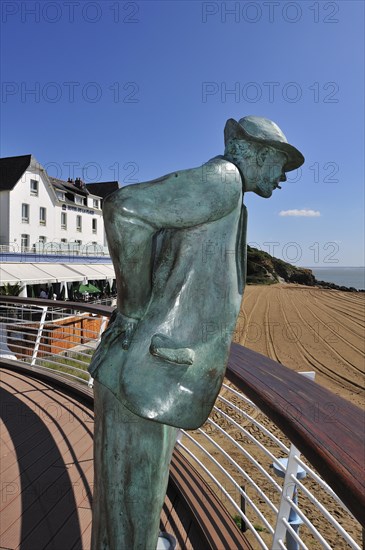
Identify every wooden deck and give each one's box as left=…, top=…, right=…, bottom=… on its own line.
left=0, top=369, right=93, bottom=549
left=0, top=367, right=251, bottom=550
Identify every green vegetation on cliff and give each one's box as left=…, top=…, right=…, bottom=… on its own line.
left=246, top=246, right=315, bottom=286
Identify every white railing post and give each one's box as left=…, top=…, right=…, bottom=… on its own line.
left=272, top=371, right=315, bottom=549
left=98, top=316, right=108, bottom=340
left=88, top=315, right=108, bottom=388
left=271, top=446, right=305, bottom=549
left=31, top=306, right=48, bottom=366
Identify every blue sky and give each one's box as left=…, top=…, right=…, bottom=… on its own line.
left=1, top=0, right=364, bottom=266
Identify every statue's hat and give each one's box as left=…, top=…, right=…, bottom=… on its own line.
left=224, top=116, right=304, bottom=172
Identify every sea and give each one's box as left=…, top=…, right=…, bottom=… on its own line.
left=307, top=267, right=365, bottom=291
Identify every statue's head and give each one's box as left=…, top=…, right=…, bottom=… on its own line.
left=224, top=116, right=304, bottom=198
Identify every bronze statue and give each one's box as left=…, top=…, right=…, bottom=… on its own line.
left=89, top=116, right=304, bottom=549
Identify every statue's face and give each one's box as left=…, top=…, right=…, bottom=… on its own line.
left=242, top=147, right=288, bottom=198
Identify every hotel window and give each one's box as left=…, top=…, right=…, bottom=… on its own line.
left=93, top=199, right=99, bottom=209
left=38, top=236, right=47, bottom=244
left=61, top=212, right=67, bottom=229
left=76, top=215, right=82, bottom=231
left=30, top=179, right=38, bottom=195
left=22, top=203, right=29, bottom=223
left=75, top=195, right=84, bottom=205
left=56, top=190, right=65, bottom=201
left=61, top=238, right=67, bottom=243
left=39, top=207, right=46, bottom=225
left=92, top=218, right=97, bottom=233
left=21, top=234, right=30, bottom=251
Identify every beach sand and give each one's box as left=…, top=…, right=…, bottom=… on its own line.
left=185, top=284, right=364, bottom=548
left=235, top=284, right=364, bottom=408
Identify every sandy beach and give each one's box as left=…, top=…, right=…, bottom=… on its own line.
left=235, top=284, right=364, bottom=408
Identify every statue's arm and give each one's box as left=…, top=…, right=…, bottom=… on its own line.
left=103, top=164, right=242, bottom=321
left=103, top=194, right=156, bottom=321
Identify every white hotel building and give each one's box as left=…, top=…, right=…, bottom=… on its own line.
left=0, top=154, right=119, bottom=296
left=0, top=154, right=119, bottom=254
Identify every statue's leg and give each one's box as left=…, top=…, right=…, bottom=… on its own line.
left=91, top=381, right=177, bottom=550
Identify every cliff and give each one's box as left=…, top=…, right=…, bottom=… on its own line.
left=246, top=246, right=315, bottom=286
left=246, top=246, right=361, bottom=292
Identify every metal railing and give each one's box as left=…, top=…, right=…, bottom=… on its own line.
left=0, top=299, right=108, bottom=387
left=0, top=242, right=110, bottom=257
left=177, top=383, right=362, bottom=549
left=0, top=297, right=363, bottom=550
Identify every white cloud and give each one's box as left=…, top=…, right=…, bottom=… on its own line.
left=279, top=209, right=321, bottom=217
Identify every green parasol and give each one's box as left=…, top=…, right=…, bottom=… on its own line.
left=78, top=283, right=101, bottom=294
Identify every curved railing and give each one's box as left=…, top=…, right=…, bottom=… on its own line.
left=0, top=296, right=364, bottom=549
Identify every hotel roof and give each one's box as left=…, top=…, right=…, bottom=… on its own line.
left=0, top=154, right=118, bottom=200
left=0, top=154, right=32, bottom=191
left=85, top=181, right=119, bottom=199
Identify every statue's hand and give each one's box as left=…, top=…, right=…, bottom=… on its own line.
left=119, top=317, right=140, bottom=350
left=104, top=309, right=140, bottom=349
left=88, top=310, right=139, bottom=376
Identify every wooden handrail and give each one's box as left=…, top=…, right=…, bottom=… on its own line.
left=1, top=297, right=364, bottom=528
left=227, top=343, right=365, bottom=528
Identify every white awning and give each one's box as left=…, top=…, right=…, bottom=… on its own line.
left=0, top=263, right=115, bottom=285
left=0, top=263, right=59, bottom=284
left=69, top=264, right=116, bottom=280
left=28, top=264, right=85, bottom=282
left=0, top=265, right=21, bottom=284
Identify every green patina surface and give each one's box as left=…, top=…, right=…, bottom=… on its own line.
left=88, top=116, right=304, bottom=549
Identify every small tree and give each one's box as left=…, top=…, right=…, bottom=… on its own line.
left=0, top=283, right=25, bottom=296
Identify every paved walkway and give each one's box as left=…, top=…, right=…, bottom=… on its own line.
left=0, top=369, right=212, bottom=550
left=1, top=369, right=93, bottom=549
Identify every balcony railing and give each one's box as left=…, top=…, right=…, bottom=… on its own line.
left=0, top=296, right=363, bottom=549
left=0, top=242, right=110, bottom=257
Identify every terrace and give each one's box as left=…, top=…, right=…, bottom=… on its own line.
left=0, top=296, right=364, bottom=549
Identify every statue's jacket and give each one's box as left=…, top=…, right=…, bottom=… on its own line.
left=91, top=156, right=247, bottom=429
